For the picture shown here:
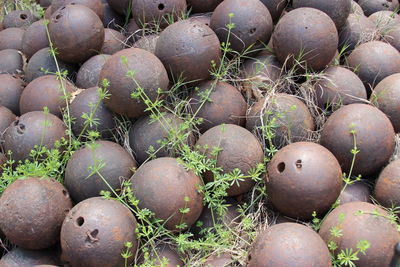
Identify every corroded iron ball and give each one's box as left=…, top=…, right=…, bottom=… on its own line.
left=0, top=49, right=23, bottom=75
left=101, top=28, right=125, bottom=54
left=155, top=19, right=221, bottom=83
left=351, top=1, right=364, bottom=15
left=0, top=177, right=72, bottom=249
left=339, top=181, right=371, bottom=205
left=131, top=157, right=204, bottom=231
left=189, top=80, right=247, bottom=133
left=320, top=103, right=395, bottom=176
left=133, top=35, right=159, bottom=54
left=108, top=0, right=131, bottom=15
left=196, top=124, right=264, bottom=196
left=0, top=27, right=25, bottom=51
left=65, top=140, right=136, bottom=202
left=358, top=0, right=399, bottom=16
left=187, top=0, right=222, bottom=13
left=248, top=223, right=331, bottom=267
left=203, top=253, right=233, bottom=267
left=0, top=74, right=24, bottom=114
left=319, top=202, right=400, bottom=266
left=0, top=106, right=16, bottom=135
left=61, top=197, right=138, bottom=267
left=0, top=248, right=60, bottom=266
left=48, top=4, right=105, bottom=63
left=260, top=0, right=287, bottom=22
left=4, top=111, right=66, bottom=162
left=22, top=20, right=49, bottom=59
left=369, top=10, right=400, bottom=30
left=210, top=0, right=273, bottom=53
left=76, top=54, right=110, bottom=89
left=148, top=244, right=184, bottom=266
left=51, top=0, right=104, bottom=19
left=99, top=48, right=169, bottom=118
left=374, top=159, right=400, bottom=208
left=273, top=8, right=338, bottom=71
left=3, top=10, right=38, bottom=29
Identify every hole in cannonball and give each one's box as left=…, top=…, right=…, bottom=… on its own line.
left=277, top=162, right=285, bottom=173
left=62, top=189, right=69, bottom=197
left=64, top=209, right=70, bottom=214
left=296, top=159, right=302, bottom=169
left=16, top=123, right=25, bottom=134
left=54, top=13, right=62, bottom=22
left=158, top=3, right=165, bottom=10
left=20, top=14, right=27, bottom=20
left=76, top=217, right=85, bottom=226
left=249, top=28, right=256, bottom=35
left=90, top=229, right=99, bottom=238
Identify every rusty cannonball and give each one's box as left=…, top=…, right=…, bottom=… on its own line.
left=0, top=106, right=16, bottom=135
left=100, top=48, right=169, bottom=118
left=133, top=35, right=159, bottom=54
left=0, top=74, right=24, bottom=114
left=348, top=41, right=400, bottom=89
left=319, top=202, right=400, bottom=266
left=248, top=223, right=331, bottom=267
left=374, top=159, right=400, bottom=208
left=358, top=0, right=399, bottom=16
left=101, top=28, right=125, bottom=54
left=273, top=8, right=338, bottom=71
left=155, top=19, right=221, bottom=83
left=3, top=10, right=38, bottom=29
left=371, top=73, right=400, bottom=132
left=22, top=20, right=49, bottom=59
left=76, top=54, right=110, bottom=89
left=187, top=0, right=222, bottom=13
left=0, top=248, right=60, bottom=267
left=260, top=0, right=287, bottom=22
left=339, top=181, right=371, bottom=205
left=4, top=111, right=66, bottom=162
left=210, top=0, right=273, bottom=53
left=102, top=2, right=124, bottom=29
left=351, top=0, right=364, bottom=15
left=196, top=124, right=264, bottom=196
left=148, top=244, right=184, bottom=266
left=0, top=27, right=25, bottom=51
left=48, top=4, right=105, bottom=63
left=65, top=140, right=136, bottom=202
left=108, top=0, right=131, bottom=15
left=267, top=142, right=342, bottom=220
left=0, top=177, right=72, bottom=249
left=188, top=13, right=211, bottom=27
left=131, top=157, right=204, bottom=231
left=61, top=197, right=138, bottom=267
left=189, top=81, right=247, bottom=133
left=0, top=49, right=23, bottom=75
left=20, top=75, right=76, bottom=117
left=70, top=87, right=116, bottom=138
left=51, top=0, right=104, bottom=19
left=203, top=253, right=233, bottom=267
left=321, top=104, right=395, bottom=176
left=369, top=10, right=400, bottom=30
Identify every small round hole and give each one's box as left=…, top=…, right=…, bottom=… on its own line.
left=158, top=3, right=165, bottom=10
left=62, top=189, right=69, bottom=197
left=64, top=209, right=70, bottom=214
left=90, top=229, right=99, bottom=238
left=76, top=217, right=84, bottom=226
left=296, top=159, right=302, bottom=169
left=277, top=162, right=285, bottom=173
left=54, top=13, right=62, bottom=21
left=16, top=123, right=25, bottom=134
left=20, top=14, right=27, bottom=20
left=249, top=28, right=256, bottom=35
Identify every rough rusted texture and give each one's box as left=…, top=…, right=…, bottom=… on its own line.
left=61, top=197, right=138, bottom=267
left=155, top=19, right=221, bottom=83
left=133, top=35, right=159, bottom=54
left=358, top=0, right=400, bottom=16
left=260, top=0, right=287, bottom=22
left=320, top=103, right=395, bottom=176
left=339, top=181, right=371, bottom=205
left=189, top=81, right=247, bottom=133
left=101, top=28, right=125, bottom=54
left=0, top=28, right=25, bottom=51
left=129, top=112, right=189, bottom=164
left=3, top=10, right=38, bottom=29
left=0, top=106, right=16, bottom=135
left=203, top=253, right=233, bottom=267
left=0, top=177, right=72, bottom=249
left=100, top=48, right=169, bottom=118
left=267, top=142, right=342, bottom=220
left=210, top=0, right=273, bottom=53
left=65, top=140, right=136, bottom=202
left=374, top=159, right=400, bottom=208
left=22, top=20, right=49, bottom=59
left=48, top=5, right=105, bottom=63
left=187, top=0, right=222, bottom=13
left=76, top=54, right=110, bottom=89
left=319, top=202, right=400, bottom=267
left=0, top=74, right=24, bottom=114
left=148, top=244, right=184, bottom=266
left=108, top=0, right=131, bottom=15
left=4, top=111, right=66, bottom=162
left=196, top=124, right=264, bottom=196
left=246, top=93, right=315, bottom=148
left=383, top=25, right=400, bottom=51
left=371, top=73, right=400, bottom=132
left=315, top=66, right=367, bottom=109
left=102, top=2, right=124, bottom=29
left=0, top=248, right=59, bottom=267
left=51, top=0, right=104, bottom=19
left=20, top=75, right=75, bottom=117
left=131, top=157, right=204, bottom=231
left=248, top=223, right=331, bottom=267
left=339, top=13, right=376, bottom=52
left=188, top=14, right=211, bottom=26
left=273, top=8, right=338, bottom=71
left=0, top=49, right=23, bottom=75
left=351, top=0, right=364, bottom=15
left=369, top=10, right=400, bottom=29
left=70, top=87, right=116, bottom=138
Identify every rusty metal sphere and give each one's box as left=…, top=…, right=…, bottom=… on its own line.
left=22, top=20, right=49, bottom=59
left=0, top=74, right=24, bottom=114
left=65, top=140, right=136, bottom=202
left=70, top=87, right=116, bottom=138
left=51, top=0, right=104, bottom=19
left=0, top=177, right=72, bottom=249
left=0, top=27, right=25, bottom=51
left=48, top=4, right=105, bottom=63
left=155, top=19, right=221, bottom=83
left=20, top=75, right=75, bottom=117
left=60, top=197, right=138, bottom=267
left=351, top=0, right=364, bottom=15
left=210, top=0, right=273, bottom=53
left=102, top=2, right=124, bottom=29
left=382, top=25, right=400, bottom=52
left=260, top=0, right=287, bottom=22
left=148, top=244, right=184, bottom=266
left=196, top=124, right=264, bottom=196
left=292, top=0, right=352, bottom=29
left=76, top=54, right=110, bottom=89
left=101, top=28, right=125, bottom=54
left=187, top=0, right=222, bottom=13
left=0, top=49, right=23, bottom=75
left=273, top=8, right=338, bottom=71
left=358, top=0, right=399, bottom=16
left=339, top=181, right=371, bottom=205
left=319, top=202, right=400, bottom=266
left=203, top=253, right=233, bottom=267
left=248, top=223, right=331, bottom=267
left=100, top=48, right=169, bottom=118
left=4, top=111, right=66, bottom=162
left=108, top=0, right=131, bottom=15
left=369, top=10, right=400, bottom=30
left=321, top=103, right=395, bottom=176
left=267, top=142, right=342, bottom=220
left=0, top=106, right=16, bottom=135
left=189, top=81, right=247, bottom=133
left=0, top=248, right=60, bottom=267
left=374, top=159, right=400, bottom=208
left=131, top=157, right=204, bottom=231
left=188, top=14, right=211, bottom=27
left=133, top=35, right=159, bottom=54
left=3, top=10, right=38, bottom=29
